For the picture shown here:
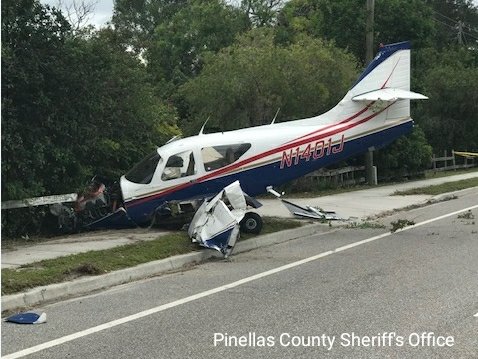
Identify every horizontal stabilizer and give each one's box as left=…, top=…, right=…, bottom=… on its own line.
left=352, top=88, right=428, bottom=102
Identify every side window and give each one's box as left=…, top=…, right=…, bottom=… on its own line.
left=125, top=151, right=161, bottom=184
left=202, top=143, right=251, bottom=172
left=161, top=150, right=196, bottom=181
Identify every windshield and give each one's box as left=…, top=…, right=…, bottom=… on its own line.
left=124, top=150, right=161, bottom=184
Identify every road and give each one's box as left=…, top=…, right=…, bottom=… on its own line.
left=2, top=189, right=478, bottom=358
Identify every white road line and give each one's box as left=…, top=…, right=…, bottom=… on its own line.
left=4, top=204, right=478, bottom=359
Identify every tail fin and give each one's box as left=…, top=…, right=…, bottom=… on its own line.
left=351, top=41, right=412, bottom=92
left=285, top=41, right=427, bottom=127
left=344, top=41, right=427, bottom=120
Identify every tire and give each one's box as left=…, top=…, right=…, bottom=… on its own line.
left=240, top=212, right=263, bottom=234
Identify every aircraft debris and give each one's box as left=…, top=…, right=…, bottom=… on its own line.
left=188, top=181, right=252, bottom=258
left=266, top=187, right=343, bottom=221
left=5, top=312, right=47, bottom=325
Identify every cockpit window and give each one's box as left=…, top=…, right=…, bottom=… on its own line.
left=125, top=151, right=161, bottom=184
left=202, top=143, right=251, bottom=172
left=162, top=150, right=196, bottom=181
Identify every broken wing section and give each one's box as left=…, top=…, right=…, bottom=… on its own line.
left=188, top=181, right=246, bottom=257
left=266, top=186, right=342, bottom=221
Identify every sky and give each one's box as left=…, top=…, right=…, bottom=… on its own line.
left=40, top=0, right=241, bottom=28
left=41, top=0, right=478, bottom=29
left=41, top=0, right=114, bottom=28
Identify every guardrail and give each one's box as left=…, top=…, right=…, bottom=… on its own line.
left=1, top=193, right=77, bottom=210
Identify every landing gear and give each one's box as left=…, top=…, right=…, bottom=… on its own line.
left=240, top=212, right=263, bottom=234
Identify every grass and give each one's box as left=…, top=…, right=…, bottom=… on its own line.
left=390, top=219, right=416, bottom=233
left=1, top=217, right=302, bottom=295
left=424, top=167, right=478, bottom=179
left=346, top=221, right=386, bottom=230
left=393, top=177, right=478, bottom=196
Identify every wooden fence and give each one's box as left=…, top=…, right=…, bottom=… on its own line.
left=296, top=150, right=476, bottom=188
left=301, top=165, right=366, bottom=187
left=431, top=150, right=477, bottom=172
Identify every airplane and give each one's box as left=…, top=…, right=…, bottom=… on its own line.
left=50, top=41, right=427, bottom=256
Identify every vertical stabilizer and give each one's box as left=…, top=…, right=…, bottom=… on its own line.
left=329, top=41, right=427, bottom=125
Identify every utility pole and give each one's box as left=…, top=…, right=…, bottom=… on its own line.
left=365, top=0, right=375, bottom=64
left=457, top=20, right=465, bottom=45
left=365, top=0, right=378, bottom=185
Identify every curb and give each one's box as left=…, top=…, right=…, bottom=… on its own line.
left=1, top=223, right=334, bottom=313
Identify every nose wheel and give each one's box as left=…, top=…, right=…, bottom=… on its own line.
left=240, top=212, right=263, bottom=234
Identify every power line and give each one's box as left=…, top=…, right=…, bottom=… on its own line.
left=432, top=9, right=459, bottom=25
left=432, top=14, right=478, bottom=43
left=432, top=8, right=478, bottom=35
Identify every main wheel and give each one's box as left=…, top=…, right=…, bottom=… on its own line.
left=240, top=212, right=263, bottom=234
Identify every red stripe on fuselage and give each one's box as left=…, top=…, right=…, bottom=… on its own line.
left=128, top=103, right=394, bottom=207
left=283, top=104, right=372, bottom=144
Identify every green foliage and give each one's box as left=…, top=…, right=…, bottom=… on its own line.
left=180, top=29, right=358, bottom=133
left=61, top=29, right=181, bottom=179
left=147, top=0, right=250, bottom=97
left=276, top=0, right=435, bottom=63
left=374, top=0, right=436, bottom=49
left=2, top=1, right=180, bottom=202
left=276, top=0, right=367, bottom=59
left=394, top=177, right=478, bottom=195
left=111, top=0, right=188, bottom=53
left=241, top=0, right=285, bottom=27
left=375, top=126, right=433, bottom=179
left=2, top=0, right=74, bottom=198
left=427, top=0, right=478, bottom=48
left=414, top=48, right=478, bottom=152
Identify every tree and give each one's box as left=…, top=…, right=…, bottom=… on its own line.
left=374, top=0, right=436, bottom=49
left=241, top=0, right=285, bottom=26
left=427, top=0, right=478, bottom=48
left=57, top=0, right=98, bottom=32
left=415, top=47, right=478, bottom=152
left=276, top=0, right=367, bottom=60
left=179, top=29, right=358, bottom=134
left=276, top=0, right=436, bottom=63
left=147, top=0, right=250, bottom=97
left=57, top=29, right=181, bottom=180
left=2, top=1, right=180, bottom=201
left=375, top=126, right=433, bottom=179
left=111, top=0, right=188, bottom=54
left=2, top=0, right=73, bottom=199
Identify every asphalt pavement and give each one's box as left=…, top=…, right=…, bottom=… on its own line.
left=2, top=189, right=477, bottom=358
